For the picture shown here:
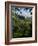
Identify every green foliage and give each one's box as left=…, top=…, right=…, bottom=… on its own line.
left=11, top=14, right=32, bottom=38
left=11, top=7, right=32, bottom=38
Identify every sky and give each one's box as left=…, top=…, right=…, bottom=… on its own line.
left=12, top=7, right=32, bottom=18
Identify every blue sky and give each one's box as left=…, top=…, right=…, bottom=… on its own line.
left=12, top=7, right=32, bottom=18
